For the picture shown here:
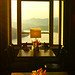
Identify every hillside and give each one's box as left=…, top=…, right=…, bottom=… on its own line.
left=22, top=18, right=58, bottom=31
left=12, top=18, right=58, bottom=39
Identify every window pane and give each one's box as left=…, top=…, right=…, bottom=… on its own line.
left=53, top=1, right=59, bottom=44
left=21, top=1, right=49, bottom=43
left=11, top=0, right=17, bottom=44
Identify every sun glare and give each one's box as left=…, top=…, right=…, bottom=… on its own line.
left=22, top=1, right=49, bottom=20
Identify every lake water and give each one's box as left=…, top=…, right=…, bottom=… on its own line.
left=12, top=32, right=58, bottom=44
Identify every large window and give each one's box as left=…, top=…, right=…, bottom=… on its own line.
left=11, top=0, right=17, bottom=44
left=11, top=0, right=64, bottom=47
left=53, top=1, right=59, bottom=44
left=21, top=1, right=49, bottom=43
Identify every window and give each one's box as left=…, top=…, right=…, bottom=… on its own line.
left=11, top=0, right=64, bottom=47
left=11, top=0, right=17, bottom=44
left=53, top=1, right=59, bottom=44
left=21, top=1, right=49, bottom=43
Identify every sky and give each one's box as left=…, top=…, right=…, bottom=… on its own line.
left=11, top=0, right=59, bottom=21
left=22, top=1, right=49, bottom=20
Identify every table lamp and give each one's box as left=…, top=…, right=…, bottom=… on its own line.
left=30, top=28, right=41, bottom=48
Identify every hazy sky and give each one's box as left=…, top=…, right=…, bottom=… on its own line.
left=11, top=0, right=59, bottom=21
left=22, top=1, right=49, bottom=20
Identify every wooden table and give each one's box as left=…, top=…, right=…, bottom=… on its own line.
left=17, top=47, right=55, bottom=57
left=16, top=47, right=63, bottom=72
left=11, top=72, right=68, bottom=75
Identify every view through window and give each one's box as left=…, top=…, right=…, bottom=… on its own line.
left=21, top=1, right=49, bottom=43
left=11, top=0, right=63, bottom=45
left=53, top=1, right=59, bottom=44
left=11, top=0, right=17, bottom=44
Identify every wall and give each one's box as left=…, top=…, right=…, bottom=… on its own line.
left=0, top=0, right=9, bottom=50
left=69, top=0, right=75, bottom=71
left=0, top=0, right=2, bottom=50
left=64, top=0, right=75, bottom=71
left=0, top=0, right=10, bottom=73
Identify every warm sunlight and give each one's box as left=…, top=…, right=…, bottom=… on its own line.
left=21, top=1, right=49, bottom=43
left=11, top=1, right=59, bottom=21
left=54, top=1, right=59, bottom=17
left=11, top=0, right=17, bottom=21
left=21, top=1, right=49, bottom=20
left=11, top=0, right=17, bottom=44
left=11, top=0, right=62, bottom=44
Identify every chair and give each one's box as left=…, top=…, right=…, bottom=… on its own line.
left=6, top=44, right=35, bottom=73
left=43, top=46, right=65, bottom=72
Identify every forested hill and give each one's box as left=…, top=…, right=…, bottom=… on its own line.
left=12, top=18, right=58, bottom=39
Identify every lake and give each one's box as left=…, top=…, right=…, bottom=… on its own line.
left=12, top=32, right=58, bottom=44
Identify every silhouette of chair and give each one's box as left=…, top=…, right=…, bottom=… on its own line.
left=44, top=45, right=65, bottom=72
left=6, top=44, right=35, bottom=73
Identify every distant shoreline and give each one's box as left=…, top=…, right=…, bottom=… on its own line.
left=12, top=32, right=59, bottom=45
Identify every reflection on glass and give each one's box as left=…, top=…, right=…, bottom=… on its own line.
left=11, top=0, right=17, bottom=44
left=53, top=1, right=59, bottom=44
left=21, top=1, right=49, bottom=43
left=61, top=1, right=64, bottom=45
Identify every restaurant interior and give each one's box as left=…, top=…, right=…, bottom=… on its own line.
left=0, top=0, right=75, bottom=75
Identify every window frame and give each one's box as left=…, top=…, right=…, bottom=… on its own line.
left=21, top=0, right=50, bottom=45
left=10, top=0, right=64, bottom=48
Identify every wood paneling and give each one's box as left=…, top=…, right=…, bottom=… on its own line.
left=0, top=0, right=10, bottom=73
left=0, top=0, right=2, bottom=50
left=64, top=0, right=75, bottom=71
left=11, top=73, right=24, bottom=75
left=0, top=0, right=9, bottom=50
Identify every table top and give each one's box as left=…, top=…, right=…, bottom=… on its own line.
left=11, top=72, right=68, bottom=75
left=17, top=47, right=55, bottom=57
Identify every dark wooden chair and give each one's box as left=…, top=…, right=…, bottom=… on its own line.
left=43, top=46, right=65, bottom=72
left=5, top=44, right=35, bottom=73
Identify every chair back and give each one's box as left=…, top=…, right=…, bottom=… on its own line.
left=7, top=44, right=15, bottom=63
